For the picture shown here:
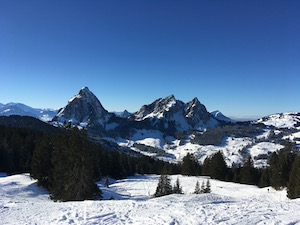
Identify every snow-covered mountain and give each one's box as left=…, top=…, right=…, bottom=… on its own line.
left=256, top=112, right=300, bottom=129
left=4, top=87, right=299, bottom=169
left=211, top=110, right=234, bottom=122
left=52, top=87, right=111, bottom=134
left=0, top=103, right=57, bottom=122
left=47, top=87, right=300, bottom=168
left=131, top=95, right=219, bottom=131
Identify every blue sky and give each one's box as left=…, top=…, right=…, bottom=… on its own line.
left=1, top=0, right=299, bottom=119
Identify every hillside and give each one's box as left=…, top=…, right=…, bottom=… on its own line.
left=1, top=173, right=300, bottom=225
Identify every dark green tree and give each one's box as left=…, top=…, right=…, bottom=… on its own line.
left=50, top=128, right=102, bottom=201
left=173, top=177, right=183, bottom=194
left=31, top=134, right=53, bottom=188
left=269, top=144, right=296, bottom=190
left=239, top=157, right=259, bottom=185
left=194, top=181, right=201, bottom=194
left=258, top=168, right=271, bottom=188
left=204, top=179, right=211, bottom=193
left=287, top=156, right=300, bottom=199
left=203, top=151, right=228, bottom=180
left=154, top=174, right=173, bottom=197
left=104, top=176, right=110, bottom=188
left=181, top=153, right=200, bottom=176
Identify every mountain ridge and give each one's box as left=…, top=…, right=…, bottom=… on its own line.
left=1, top=87, right=299, bottom=168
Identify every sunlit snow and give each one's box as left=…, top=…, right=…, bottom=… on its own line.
left=1, top=173, right=300, bottom=225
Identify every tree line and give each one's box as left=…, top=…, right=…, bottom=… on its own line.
left=180, top=142, right=300, bottom=199
left=0, top=125, right=179, bottom=201
left=1, top=124, right=299, bottom=200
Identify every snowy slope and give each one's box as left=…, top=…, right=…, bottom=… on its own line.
left=1, top=173, right=300, bottom=225
left=0, top=103, right=57, bottom=122
left=257, top=113, right=300, bottom=129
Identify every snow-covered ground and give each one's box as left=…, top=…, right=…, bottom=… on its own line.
left=1, top=173, right=300, bottom=225
left=118, top=129, right=286, bottom=168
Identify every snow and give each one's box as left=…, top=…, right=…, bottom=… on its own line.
left=119, top=129, right=165, bottom=149
left=118, top=129, right=285, bottom=167
left=283, top=131, right=300, bottom=143
left=248, top=142, right=284, bottom=167
left=1, top=173, right=300, bottom=225
left=257, top=113, right=300, bottom=129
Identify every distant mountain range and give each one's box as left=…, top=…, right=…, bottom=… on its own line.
left=0, top=103, right=57, bottom=122
left=1, top=87, right=299, bottom=168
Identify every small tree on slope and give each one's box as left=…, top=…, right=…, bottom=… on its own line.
left=194, top=181, right=201, bottom=194
left=173, top=177, right=183, bottom=194
left=154, top=175, right=173, bottom=197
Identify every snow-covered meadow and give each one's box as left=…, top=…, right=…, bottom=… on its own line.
left=1, top=173, right=300, bottom=225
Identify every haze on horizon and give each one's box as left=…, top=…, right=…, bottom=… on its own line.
left=1, top=0, right=299, bottom=119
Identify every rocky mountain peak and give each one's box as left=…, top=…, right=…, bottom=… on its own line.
left=185, top=98, right=209, bottom=119
left=132, top=95, right=180, bottom=121
left=53, top=87, right=109, bottom=125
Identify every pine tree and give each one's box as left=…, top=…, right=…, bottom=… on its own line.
left=194, top=181, right=201, bottom=194
left=269, top=143, right=296, bottom=190
left=239, top=157, right=259, bottom=185
left=31, top=134, right=53, bottom=189
left=181, top=153, right=199, bottom=176
left=173, top=177, right=183, bottom=194
left=154, top=174, right=173, bottom=197
left=50, top=128, right=102, bottom=201
left=203, top=151, right=228, bottom=181
left=200, top=181, right=205, bottom=193
left=287, top=156, right=300, bottom=199
left=258, top=168, right=270, bottom=188
left=204, top=179, right=211, bottom=193
left=104, top=176, right=110, bottom=188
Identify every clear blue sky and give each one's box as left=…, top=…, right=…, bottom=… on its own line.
left=1, top=0, right=299, bottom=119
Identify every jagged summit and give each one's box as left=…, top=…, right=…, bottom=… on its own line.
left=131, top=95, right=218, bottom=131
left=52, top=87, right=109, bottom=126
left=132, top=95, right=181, bottom=121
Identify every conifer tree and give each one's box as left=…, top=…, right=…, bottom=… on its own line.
left=258, top=168, right=270, bottom=188
left=194, top=181, right=201, bottom=194
left=31, top=134, right=53, bottom=188
left=50, top=128, right=102, bottom=201
left=154, top=174, right=172, bottom=197
left=181, top=153, right=199, bottom=176
left=201, top=181, right=205, bottom=193
left=173, top=177, right=183, bottom=194
left=287, top=156, right=300, bottom=199
left=104, top=176, right=110, bottom=188
left=204, top=179, right=211, bottom=193
left=203, top=151, right=228, bottom=181
left=239, top=157, right=258, bottom=185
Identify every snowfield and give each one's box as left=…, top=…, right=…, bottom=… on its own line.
left=1, top=173, right=300, bottom=225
